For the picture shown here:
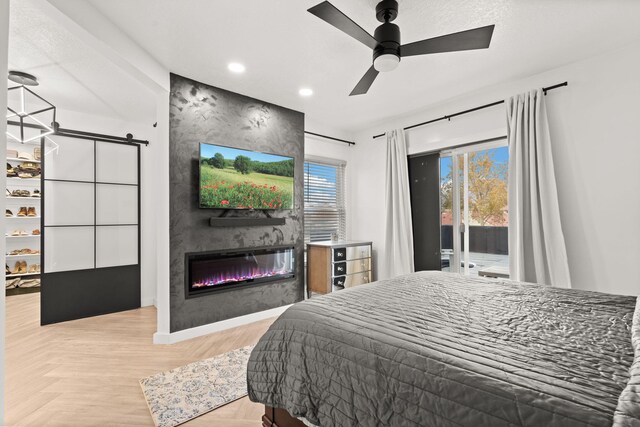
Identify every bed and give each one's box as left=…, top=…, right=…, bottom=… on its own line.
left=247, top=271, right=639, bottom=426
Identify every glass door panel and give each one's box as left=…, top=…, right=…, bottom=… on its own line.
left=440, top=142, right=509, bottom=277
left=439, top=155, right=455, bottom=272
left=465, top=146, right=509, bottom=276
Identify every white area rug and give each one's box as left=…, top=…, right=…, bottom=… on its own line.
left=140, top=345, right=254, bottom=427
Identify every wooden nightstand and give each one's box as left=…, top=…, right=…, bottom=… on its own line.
left=306, top=240, right=373, bottom=298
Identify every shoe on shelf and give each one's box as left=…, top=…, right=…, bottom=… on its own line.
left=5, top=209, right=13, bottom=217
left=12, top=261, right=27, bottom=274
left=20, top=161, right=38, bottom=171
left=32, top=229, right=41, bottom=236
left=19, top=278, right=40, bottom=288
left=6, top=278, right=20, bottom=289
left=27, top=207, right=37, bottom=217
left=32, top=189, right=40, bottom=198
left=6, top=264, right=10, bottom=275
left=11, top=189, right=29, bottom=198
left=17, top=207, right=27, bottom=217
left=11, top=230, right=28, bottom=236
left=28, top=264, right=40, bottom=274
left=6, top=163, right=17, bottom=178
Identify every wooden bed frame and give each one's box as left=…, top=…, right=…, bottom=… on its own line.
left=262, top=406, right=307, bottom=427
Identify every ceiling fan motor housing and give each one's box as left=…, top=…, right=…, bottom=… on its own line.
left=373, top=22, right=401, bottom=69
left=373, top=0, right=401, bottom=71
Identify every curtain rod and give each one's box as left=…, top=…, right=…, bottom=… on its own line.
left=305, top=131, right=355, bottom=146
left=372, top=81, right=568, bottom=139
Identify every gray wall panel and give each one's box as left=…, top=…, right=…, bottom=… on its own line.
left=169, top=73, right=304, bottom=332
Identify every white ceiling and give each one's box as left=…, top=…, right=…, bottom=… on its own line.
left=9, top=0, right=640, bottom=134
left=8, top=0, right=156, bottom=125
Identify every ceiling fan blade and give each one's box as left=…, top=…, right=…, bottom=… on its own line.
left=308, top=1, right=378, bottom=50
left=401, top=25, right=495, bottom=57
left=350, top=66, right=379, bottom=96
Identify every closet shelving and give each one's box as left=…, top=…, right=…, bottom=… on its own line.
left=7, top=157, right=40, bottom=164
left=5, top=140, right=42, bottom=296
left=6, top=216, right=42, bottom=219
left=6, top=272, right=40, bottom=278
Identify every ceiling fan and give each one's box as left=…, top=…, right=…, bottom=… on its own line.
left=308, top=0, right=495, bottom=96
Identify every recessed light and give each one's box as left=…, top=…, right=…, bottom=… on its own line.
left=228, top=63, right=246, bottom=73
left=299, top=88, right=313, bottom=97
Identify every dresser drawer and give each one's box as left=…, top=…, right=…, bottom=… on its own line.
left=336, top=271, right=371, bottom=288
left=333, top=276, right=346, bottom=288
left=333, top=258, right=371, bottom=276
left=332, top=245, right=371, bottom=261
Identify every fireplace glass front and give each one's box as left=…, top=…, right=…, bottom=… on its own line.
left=186, top=246, right=295, bottom=297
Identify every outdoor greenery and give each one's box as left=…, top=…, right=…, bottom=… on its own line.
left=203, top=153, right=294, bottom=177
left=211, top=152, right=225, bottom=169
left=441, top=151, right=508, bottom=226
left=233, top=155, right=252, bottom=175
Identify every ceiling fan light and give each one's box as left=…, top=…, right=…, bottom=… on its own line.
left=373, top=54, right=399, bottom=72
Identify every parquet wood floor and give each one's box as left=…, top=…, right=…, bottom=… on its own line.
left=6, top=293, right=274, bottom=426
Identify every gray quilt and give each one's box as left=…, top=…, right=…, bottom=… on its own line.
left=247, top=271, right=639, bottom=426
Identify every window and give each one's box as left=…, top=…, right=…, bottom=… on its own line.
left=304, top=160, right=346, bottom=243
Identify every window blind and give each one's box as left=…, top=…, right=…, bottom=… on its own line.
left=304, top=161, right=346, bottom=243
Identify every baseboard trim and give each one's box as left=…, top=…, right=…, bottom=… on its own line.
left=152, top=304, right=291, bottom=344
left=141, top=297, right=156, bottom=307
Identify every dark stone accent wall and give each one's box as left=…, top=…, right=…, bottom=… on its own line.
left=169, top=73, right=304, bottom=332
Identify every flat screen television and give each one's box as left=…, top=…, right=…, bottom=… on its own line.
left=199, top=143, right=294, bottom=209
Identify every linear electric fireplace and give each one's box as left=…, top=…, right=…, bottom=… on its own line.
left=185, top=246, right=295, bottom=298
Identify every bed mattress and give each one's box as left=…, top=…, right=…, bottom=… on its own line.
left=247, top=271, right=639, bottom=426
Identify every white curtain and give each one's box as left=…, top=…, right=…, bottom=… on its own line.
left=384, top=129, right=414, bottom=278
left=506, top=89, right=571, bottom=288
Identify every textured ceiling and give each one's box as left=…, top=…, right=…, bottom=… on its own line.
left=9, top=0, right=640, bottom=134
left=8, top=0, right=156, bottom=126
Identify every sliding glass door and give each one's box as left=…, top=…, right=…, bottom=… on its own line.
left=439, top=140, right=509, bottom=276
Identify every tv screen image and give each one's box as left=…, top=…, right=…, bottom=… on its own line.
left=199, top=143, right=294, bottom=209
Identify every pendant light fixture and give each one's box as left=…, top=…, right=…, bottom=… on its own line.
left=6, top=71, right=56, bottom=144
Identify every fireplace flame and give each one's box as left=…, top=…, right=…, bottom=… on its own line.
left=192, top=267, right=291, bottom=288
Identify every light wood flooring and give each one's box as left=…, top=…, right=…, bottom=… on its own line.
left=6, top=293, right=276, bottom=426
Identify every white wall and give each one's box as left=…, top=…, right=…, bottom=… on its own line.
left=349, top=40, right=640, bottom=296
left=55, top=108, right=158, bottom=306
left=305, top=133, right=353, bottom=161
left=305, top=117, right=354, bottom=161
